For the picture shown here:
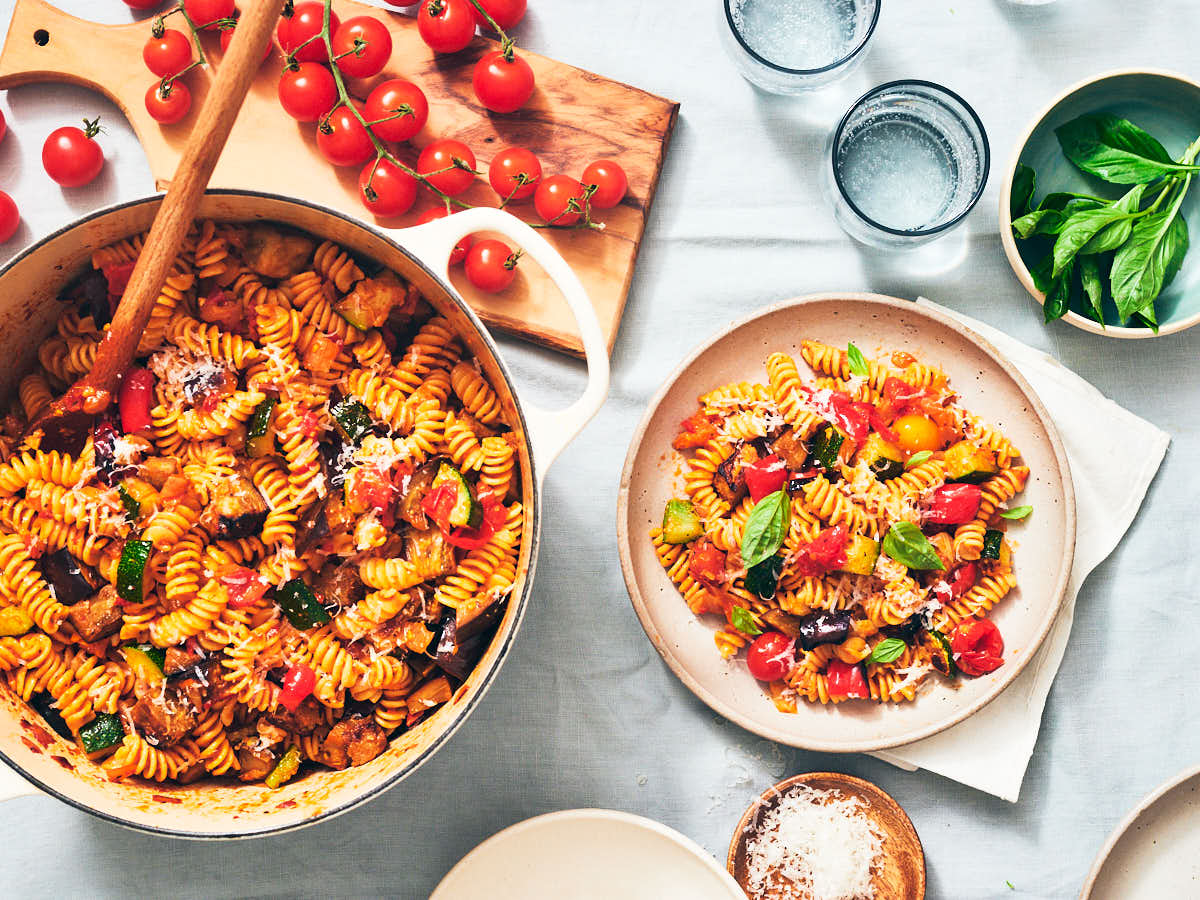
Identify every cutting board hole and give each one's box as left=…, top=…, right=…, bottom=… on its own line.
left=33, top=29, right=49, bottom=46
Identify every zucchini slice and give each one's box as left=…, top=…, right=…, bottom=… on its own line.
left=245, top=397, right=278, bottom=459
left=330, top=397, right=373, bottom=444
left=943, top=441, right=998, bottom=484
left=859, top=433, right=904, bottom=481
left=116, top=484, right=141, bottom=522
left=278, top=579, right=331, bottom=630
left=661, top=499, right=703, bottom=545
left=432, top=463, right=482, bottom=529
left=124, top=645, right=166, bottom=684
left=926, top=629, right=957, bottom=677
left=809, top=424, right=847, bottom=471
left=838, top=534, right=881, bottom=576
left=79, top=712, right=124, bottom=755
left=116, top=540, right=153, bottom=604
left=0, top=608, right=33, bottom=637
left=265, top=746, right=302, bottom=789
left=981, top=529, right=1004, bottom=561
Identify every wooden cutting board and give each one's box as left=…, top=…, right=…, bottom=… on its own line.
left=0, top=0, right=679, bottom=356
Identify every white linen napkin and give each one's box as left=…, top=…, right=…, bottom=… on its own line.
left=868, top=298, right=1170, bottom=803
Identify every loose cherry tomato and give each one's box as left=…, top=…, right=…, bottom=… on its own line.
left=365, top=78, right=428, bottom=142
left=892, top=413, right=941, bottom=454
left=278, top=1, right=339, bottom=63
left=417, top=139, right=477, bottom=195
left=220, top=20, right=274, bottom=61
left=421, top=483, right=458, bottom=532
left=42, top=120, right=104, bottom=188
left=118, top=368, right=155, bottom=433
left=947, top=562, right=978, bottom=599
left=950, top=618, right=1004, bottom=677
left=183, top=0, right=234, bottom=30
left=687, top=538, right=726, bottom=585
left=0, top=191, right=19, bottom=242
left=925, top=483, right=982, bottom=526
left=746, top=632, right=795, bottom=681
left=473, top=51, right=534, bottom=113
left=416, top=207, right=473, bottom=265
left=827, top=658, right=870, bottom=699
left=219, top=566, right=271, bottom=609
left=582, top=159, right=627, bottom=209
left=488, top=147, right=541, bottom=201
left=145, top=80, right=192, bottom=124
left=471, top=0, right=527, bottom=30
left=278, top=62, right=337, bottom=122
left=792, top=525, right=849, bottom=577
left=360, top=158, right=418, bottom=217
left=278, top=663, right=316, bottom=711
left=417, top=0, right=476, bottom=54
left=465, top=239, right=520, bottom=293
left=332, top=16, right=393, bottom=79
left=317, top=103, right=374, bottom=167
left=143, top=28, right=192, bottom=77
left=534, top=175, right=586, bottom=225
left=744, top=455, right=788, bottom=503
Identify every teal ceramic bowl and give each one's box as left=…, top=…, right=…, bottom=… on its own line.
left=999, top=69, right=1200, bottom=338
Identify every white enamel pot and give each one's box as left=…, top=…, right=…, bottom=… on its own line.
left=0, top=190, right=609, bottom=837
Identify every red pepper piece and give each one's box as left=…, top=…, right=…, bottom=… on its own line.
left=827, top=658, right=870, bottom=699
left=744, top=454, right=788, bottom=503
left=925, top=483, right=983, bottom=525
left=220, top=567, right=271, bottom=609
left=118, top=368, right=155, bottom=434
left=278, top=663, right=316, bottom=712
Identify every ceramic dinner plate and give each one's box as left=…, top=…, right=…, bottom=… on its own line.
left=617, top=293, right=1075, bottom=752
left=1080, top=764, right=1200, bottom=899
left=429, top=809, right=744, bottom=900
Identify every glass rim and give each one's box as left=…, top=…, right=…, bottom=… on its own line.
left=831, top=78, right=991, bottom=238
left=722, top=0, right=882, bottom=77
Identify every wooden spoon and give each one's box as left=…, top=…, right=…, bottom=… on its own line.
left=727, top=772, right=926, bottom=899
left=29, top=0, right=290, bottom=454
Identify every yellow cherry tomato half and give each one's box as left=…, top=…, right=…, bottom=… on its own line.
left=893, top=414, right=942, bottom=453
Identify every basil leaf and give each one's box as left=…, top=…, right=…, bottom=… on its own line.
left=1039, top=191, right=1104, bottom=212
left=1011, top=164, right=1036, bottom=218
left=1043, top=262, right=1073, bottom=323
left=1056, top=113, right=1198, bottom=184
left=1078, top=255, right=1105, bottom=325
left=846, top=343, right=869, bottom=377
left=1029, top=253, right=1054, bottom=294
left=740, top=490, right=790, bottom=570
left=1111, top=179, right=1191, bottom=321
left=904, top=450, right=933, bottom=469
left=882, top=522, right=945, bottom=571
left=1077, top=184, right=1146, bottom=256
left=1162, top=211, right=1190, bottom=290
left=1000, top=505, right=1033, bottom=520
left=1012, top=209, right=1059, bottom=239
left=868, top=637, right=906, bottom=665
left=1052, top=207, right=1136, bottom=277
left=729, top=605, right=762, bottom=637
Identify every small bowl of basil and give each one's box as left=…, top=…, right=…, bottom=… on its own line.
left=999, top=69, right=1200, bottom=338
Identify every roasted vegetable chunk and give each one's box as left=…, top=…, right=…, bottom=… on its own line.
left=66, top=585, right=122, bottom=642
left=239, top=225, right=315, bottom=279
left=320, top=716, right=388, bottom=769
left=713, top=441, right=761, bottom=504
left=210, top=472, right=269, bottom=540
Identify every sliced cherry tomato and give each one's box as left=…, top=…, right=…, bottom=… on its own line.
left=464, top=239, right=519, bottom=293
left=473, top=51, right=535, bottom=114
left=346, top=464, right=395, bottom=514
left=827, top=658, right=870, bottom=699
left=892, top=413, right=942, bottom=454
left=184, top=0, right=234, bottom=29
left=444, top=491, right=507, bottom=550
left=489, top=147, right=541, bottom=202
left=118, top=368, right=155, bottom=434
left=220, top=566, right=271, bottom=609
left=925, top=483, right=983, bottom=526
left=360, top=158, right=418, bottom=218
left=471, top=0, right=526, bottom=29
left=688, top=538, right=727, bottom=585
left=42, top=121, right=104, bottom=188
left=278, top=2, right=339, bottom=62
left=581, top=159, right=627, bottom=210
left=278, top=663, right=317, bottom=711
left=102, top=261, right=136, bottom=297
left=278, top=62, right=337, bottom=123
left=332, top=16, right=393, bottom=79
left=746, top=631, right=795, bottom=682
left=365, top=78, right=428, bottom=142
left=0, top=192, right=18, bottom=243
left=421, top=483, right=458, bottom=533
left=947, top=562, right=978, bottom=599
left=534, top=175, right=586, bottom=226
left=792, top=525, right=848, bottom=577
left=145, top=80, right=192, bottom=124
left=143, top=29, right=192, bottom=77
left=950, top=618, right=1004, bottom=677
left=744, top=455, right=788, bottom=503
left=417, top=139, right=477, bottom=196
left=220, top=19, right=274, bottom=61
left=416, top=207, right=474, bottom=265
left=417, top=0, right=476, bottom=54
left=672, top=411, right=720, bottom=450
left=317, top=103, right=374, bottom=167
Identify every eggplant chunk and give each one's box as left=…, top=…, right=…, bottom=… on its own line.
left=236, top=743, right=277, bottom=783
left=66, top=584, right=121, bottom=642
left=239, top=225, right=315, bottom=280
left=313, top=561, right=366, bottom=611
left=713, top=441, right=761, bottom=504
left=761, top=608, right=807, bottom=640
left=39, top=548, right=98, bottom=606
left=211, top=473, right=269, bottom=539
left=319, top=716, right=388, bottom=770
left=405, top=528, right=456, bottom=581
left=397, top=460, right=439, bottom=530
left=771, top=427, right=809, bottom=470
left=796, top=610, right=853, bottom=651
left=129, top=683, right=197, bottom=746
left=455, top=593, right=508, bottom=643
left=435, top=615, right=487, bottom=681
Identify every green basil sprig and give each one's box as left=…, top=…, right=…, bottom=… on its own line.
left=999, top=505, right=1033, bottom=520
left=867, top=638, right=907, bottom=665
left=904, top=450, right=933, bottom=469
left=730, top=606, right=762, bottom=637
left=846, top=343, right=869, bottom=377
left=741, top=490, right=790, bottom=569
left=882, top=522, right=945, bottom=571
left=1056, top=114, right=1200, bottom=184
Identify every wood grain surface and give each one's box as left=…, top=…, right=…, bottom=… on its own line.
left=0, top=0, right=679, bottom=356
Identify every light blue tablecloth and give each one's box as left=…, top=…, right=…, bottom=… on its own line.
left=0, top=1, right=1197, bottom=897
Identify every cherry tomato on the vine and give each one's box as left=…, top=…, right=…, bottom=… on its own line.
left=488, top=147, right=541, bottom=202
left=278, top=62, right=337, bottom=123
left=145, top=80, right=192, bottom=124
left=359, top=158, right=419, bottom=217
left=365, top=79, right=428, bottom=143
left=473, top=51, right=534, bottom=114
left=417, top=139, right=477, bottom=196
left=417, top=0, right=476, bottom=54
left=278, top=2, right=339, bottom=63
left=471, top=0, right=527, bottom=31
left=416, top=207, right=474, bottom=265
left=464, top=239, right=520, bottom=293
left=534, top=175, right=586, bottom=226
left=332, top=16, right=393, bottom=79
left=220, top=20, right=274, bottom=61
left=42, top=120, right=105, bottom=188
left=746, top=632, right=795, bottom=682
left=0, top=191, right=19, bottom=243
left=581, top=159, right=627, bottom=210
left=183, top=0, right=234, bottom=30
left=143, top=29, right=192, bottom=78
left=317, top=103, right=374, bottom=167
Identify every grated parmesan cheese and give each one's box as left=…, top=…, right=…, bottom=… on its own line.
left=743, top=783, right=884, bottom=900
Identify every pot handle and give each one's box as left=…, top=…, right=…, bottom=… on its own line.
left=397, top=208, right=610, bottom=478
left=0, top=761, right=38, bottom=802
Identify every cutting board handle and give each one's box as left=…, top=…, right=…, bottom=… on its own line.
left=0, top=0, right=131, bottom=99
left=398, top=207, right=610, bottom=480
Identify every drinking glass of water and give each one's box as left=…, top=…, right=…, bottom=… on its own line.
left=721, top=0, right=881, bottom=94
left=824, top=80, right=990, bottom=248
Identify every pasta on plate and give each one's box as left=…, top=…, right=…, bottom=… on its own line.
left=0, top=221, right=523, bottom=787
left=652, top=340, right=1029, bottom=710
